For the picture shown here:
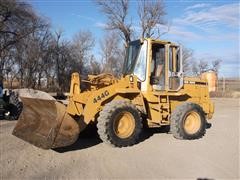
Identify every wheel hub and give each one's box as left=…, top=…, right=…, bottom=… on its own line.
left=184, top=111, right=201, bottom=134
left=113, top=111, right=135, bottom=139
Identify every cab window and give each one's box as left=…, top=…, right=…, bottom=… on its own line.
left=151, top=44, right=165, bottom=90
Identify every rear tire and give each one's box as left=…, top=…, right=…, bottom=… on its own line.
left=6, top=92, right=23, bottom=120
left=170, top=102, right=206, bottom=140
left=97, top=100, right=142, bottom=147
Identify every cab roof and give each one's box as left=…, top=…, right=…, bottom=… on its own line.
left=144, top=38, right=178, bottom=46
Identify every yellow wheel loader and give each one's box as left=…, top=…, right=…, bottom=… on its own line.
left=12, top=38, right=214, bottom=149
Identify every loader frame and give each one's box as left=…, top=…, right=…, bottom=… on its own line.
left=13, top=38, right=214, bottom=149
left=66, top=39, right=214, bottom=129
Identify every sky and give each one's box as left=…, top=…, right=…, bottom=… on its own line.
left=30, top=0, right=239, bottom=78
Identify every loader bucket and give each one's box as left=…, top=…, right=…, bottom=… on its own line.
left=12, top=90, right=80, bottom=149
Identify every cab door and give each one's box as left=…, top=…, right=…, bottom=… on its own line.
left=167, top=45, right=183, bottom=91
left=150, top=42, right=183, bottom=92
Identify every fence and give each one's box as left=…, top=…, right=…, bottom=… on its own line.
left=210, top=78, right=240, bottom=98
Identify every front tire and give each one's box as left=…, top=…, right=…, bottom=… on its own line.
left=97, top=100, right=142, bottom=147
left=170, top=102, right=206, bottom=140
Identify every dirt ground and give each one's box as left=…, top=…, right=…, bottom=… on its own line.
left=0, top=98, right=239, bottom=179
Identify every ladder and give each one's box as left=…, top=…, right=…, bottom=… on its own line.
left=159, top=95, right=170, bottom=125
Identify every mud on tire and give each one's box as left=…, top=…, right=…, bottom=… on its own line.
left=97, top=100, right=142, bottom=147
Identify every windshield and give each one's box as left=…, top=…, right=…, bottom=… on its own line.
left=123, top=40, right=141, bottom=75
left=133, top=41, right=147, bottom=81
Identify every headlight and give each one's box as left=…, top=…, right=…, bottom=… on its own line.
left=129, top=75, right=134, bottom=82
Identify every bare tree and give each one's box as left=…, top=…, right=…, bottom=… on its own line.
left=211, top=59, right=221, bottom=74
left=191, top=63, right=199, bottom=76
left=95, top=0, right=132, bottom=45
left=192, top=59, right=209, bottom=76
left=0, top=0, right=46, bottom=56
left=182, top=46, right=194, bottom=75
left=71, top=30, right=95, bottom=74
left=0, top=0, right=100, bottom=91
left=199, top=59, right=210, bottom=74
left=191, top=59, right=221, bottom=76
left=100, top=32, right=124, bottom=76
left=16, top=29, right=51, bottom=88
left=53, top=30, right=64, bottom=90
left=49, top=30, right=75, bottom=91
left=0, top=0, right=47, bottom=86
left=88, top=55, right=102, bottom=75
left=37, top=29, right=55, bottom=89
left=138, top=0, right=166, bottom=38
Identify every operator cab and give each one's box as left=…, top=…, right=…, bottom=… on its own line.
left=123, top=38, right=183, bottom=92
